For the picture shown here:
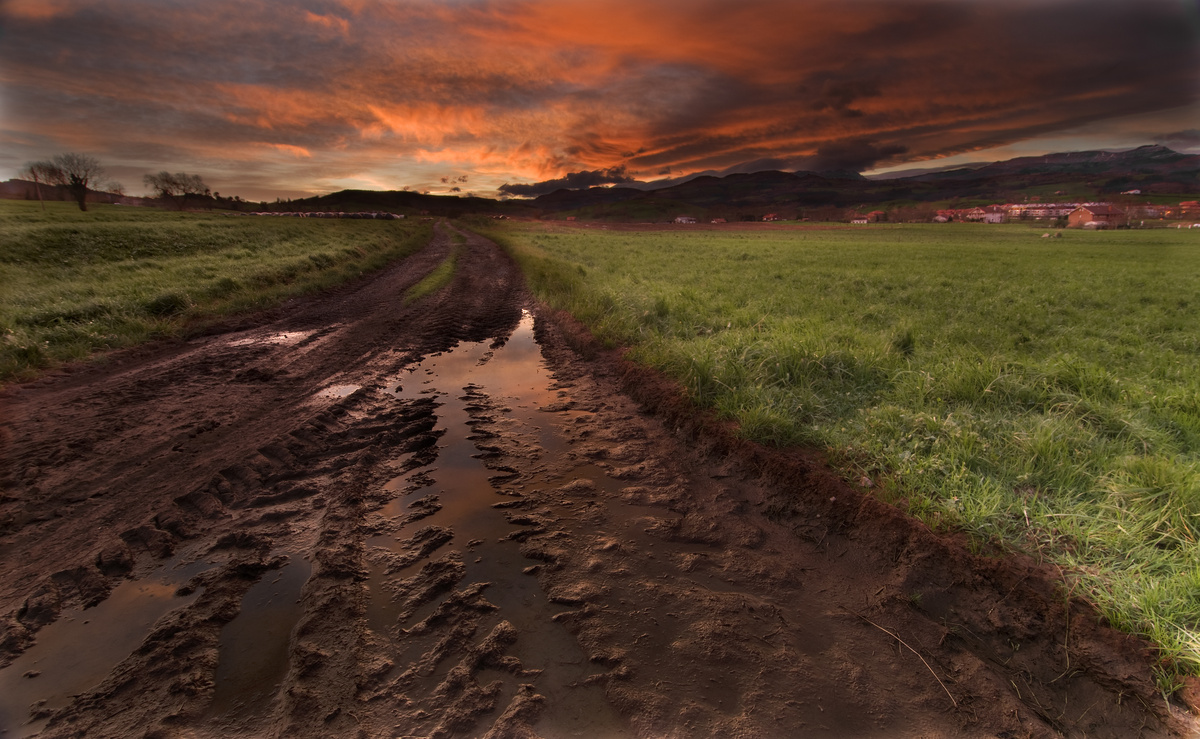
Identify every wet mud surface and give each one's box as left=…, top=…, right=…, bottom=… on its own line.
left=0, top=223, right=1194, bottom=737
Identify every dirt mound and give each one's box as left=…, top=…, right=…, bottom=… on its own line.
left=0, top=224, right=1192, bottom=737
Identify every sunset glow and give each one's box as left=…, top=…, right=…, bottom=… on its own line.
left=1, top=0, right=1197, bottom=200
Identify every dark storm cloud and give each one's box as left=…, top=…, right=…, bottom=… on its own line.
left=0, top=0, right=1196, bottom=196
left=794, top=139, right=910, bottom=174
left=807, top=75, right=883, bottom=118
left=498, top=166, right=636, bottom=197
left=615, top=0, right=1199, bottom=174
left=1155, top=130, right=1200, bottom=150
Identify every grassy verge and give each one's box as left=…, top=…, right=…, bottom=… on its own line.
left=0, top=201, right=432, bottom=381
left=481, top=220, right=1200, bottom=685
left=404, top=231, right=463, bottom=305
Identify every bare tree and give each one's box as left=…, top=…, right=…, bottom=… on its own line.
left=40, top=153, right=106, bottom=211
left=21, top=160, right=64, bottom=211
left=143, top=171, right=211, bottom=210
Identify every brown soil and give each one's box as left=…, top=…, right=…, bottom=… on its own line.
left=0, top=223, right=1194, bottom=738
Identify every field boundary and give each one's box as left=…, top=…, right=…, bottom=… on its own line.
left=533, top=299, right=1198, bottom=725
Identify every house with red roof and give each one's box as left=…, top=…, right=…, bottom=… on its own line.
left=1067, top=204, right=1125, bottom=228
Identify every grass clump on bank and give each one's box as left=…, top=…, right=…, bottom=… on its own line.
left=483, top=220, right=1200, bottom=682
left=404, top=231, right=463, bottom=305
left=0, top=201, right=432, bottom=381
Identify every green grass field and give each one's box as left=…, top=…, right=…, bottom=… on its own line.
left=0, top=201, right=431, bottom=381
left=481, top=219, right=1200, bottom=684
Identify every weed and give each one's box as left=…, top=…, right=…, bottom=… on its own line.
left=404, top=243, right=459, bottom=305
left=144, top=291, right=191, bottom=317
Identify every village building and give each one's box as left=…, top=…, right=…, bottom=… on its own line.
left=981, top=205, right=1006, bottom=223
left=1128, top=204, right=1169, bottom=219
left=762, top=213, right=780, bottom=222
left=674, top=215, right=697, bottom=224
left=1009, top=203, right=1080, bottom=220
left=1067, top=204, right=1125, bottom=229
left=867, top=210, right=886, bottom=223
left=710, top=217, right=727, bottom=224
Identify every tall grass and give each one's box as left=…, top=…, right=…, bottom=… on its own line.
left=0, top=201, right=431, bottom=380
left=482, top=220, right=1200, bottom=680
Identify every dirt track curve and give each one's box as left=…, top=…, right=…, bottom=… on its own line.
left=0, top=223, right=1193, bottom=738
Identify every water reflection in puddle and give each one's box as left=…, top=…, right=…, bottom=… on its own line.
left=207, top=555, right=312, bottom=721
left=374, top=311, right=561, bottom=556
left=369, top=311, right=627, bottom=737
left=0, top=556, right=211, bottom=737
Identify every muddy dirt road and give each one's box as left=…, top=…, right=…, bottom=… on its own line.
left=0, top=224, right=1192, bottom=737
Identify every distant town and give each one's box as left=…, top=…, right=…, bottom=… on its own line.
left=870, top=200, right=1198, bottom=228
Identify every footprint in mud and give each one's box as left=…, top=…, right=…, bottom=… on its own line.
left=207, top=554, right=313, bottom=720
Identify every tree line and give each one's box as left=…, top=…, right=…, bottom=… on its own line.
left=21, top=152, right=212, bottom=212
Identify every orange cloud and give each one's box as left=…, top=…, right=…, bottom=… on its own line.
left=1, top=0, right=77, bottom=20
left=1, top=0, right=1195, bottom=197
left=304, top=10, right=350, bottom=37
left=267, top=143, right=312, bottom=158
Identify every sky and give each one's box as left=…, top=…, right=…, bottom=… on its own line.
left=1, top=0, right=1198, bottom=201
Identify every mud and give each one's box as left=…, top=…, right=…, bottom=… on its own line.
left=0, top=222, right=1194, bottom=737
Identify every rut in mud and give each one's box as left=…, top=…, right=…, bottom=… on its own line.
left=0, top=223, right=1192, bottom=738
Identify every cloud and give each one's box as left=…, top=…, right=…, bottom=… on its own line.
left=0, top=0, right=1196, bottom=196
left=0, top=0, right=77, bottom=20
left=499, top=166, right=636, bottom=197
left=1155, top=129, right=1200, bottom=150
left=267, top=143, right=313, bottom=158
left=807, top=75, right=883, bottom=117
left=795, top=139, right=909, bottom=173
left=304, top=10, right=351, bottom=37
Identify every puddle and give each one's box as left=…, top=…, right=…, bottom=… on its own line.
left=226, top=330, right=316, bottom=348
left=0, top=556, right=210, bottom=737
left=364, top=310, right=753, bottom=735
left=367, top=311, right=627, bottom=737
left=207, top=555, right=312, bottom=720
left=372, top=312, right=562, bottom=558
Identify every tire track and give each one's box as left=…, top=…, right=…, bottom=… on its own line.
left=0, top=222, right=534, bottom=737
left=0, top=223, right=1187, bottom=738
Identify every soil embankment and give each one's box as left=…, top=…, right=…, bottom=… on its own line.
left=0, top=223, right=1191, bottom=737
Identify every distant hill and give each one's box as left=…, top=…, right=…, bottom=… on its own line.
left=282, top=188, right=538, bottom=218
left=907, top=145, right=1196, bottom=182
left=7, top=145, right=1194, bottom=221
left=528, top=145, right=1200, bottom=220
